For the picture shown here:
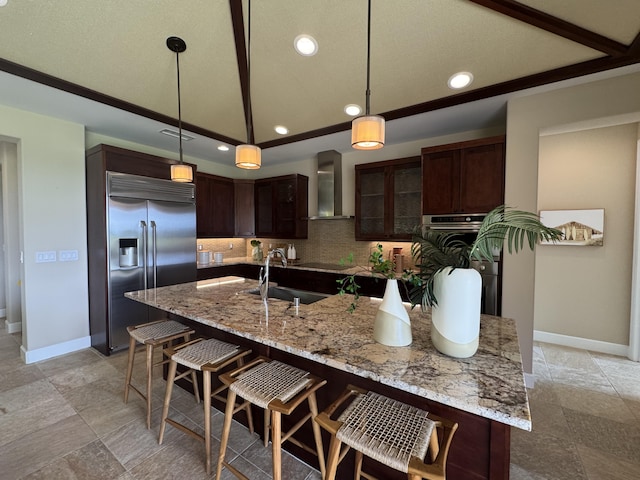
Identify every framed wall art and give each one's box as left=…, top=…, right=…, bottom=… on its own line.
left=539, top=209, right=604, bottom=246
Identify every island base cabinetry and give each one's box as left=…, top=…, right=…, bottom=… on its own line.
left=169, top=316, right=510, bottom=480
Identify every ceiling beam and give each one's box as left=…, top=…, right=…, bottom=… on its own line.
left=470, top=0, right=628, bottom=57
left=229, top=0, right=254, bottom=144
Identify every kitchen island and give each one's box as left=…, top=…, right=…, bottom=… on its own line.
left=126, top=277, right=530, bottom=479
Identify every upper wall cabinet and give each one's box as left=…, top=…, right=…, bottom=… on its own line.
left=234, top=179, right=255, bottom=238
left=196, top=172, right=234, bottom=238
left=421, top=136, right=505, bottom=215
left=255, top=174, right=308, bottom=239
left=355, top=156, right=422, bottom=240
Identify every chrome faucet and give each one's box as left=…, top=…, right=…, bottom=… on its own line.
left=258, top=248, right=287, bottom=303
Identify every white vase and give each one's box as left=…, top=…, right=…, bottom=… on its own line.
left=431, top=267, right=481, bottom=358
left=373, top=279, right=412, bottom=346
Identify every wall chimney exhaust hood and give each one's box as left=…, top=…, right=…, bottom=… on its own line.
left=309, top=150, right=353, bottom=220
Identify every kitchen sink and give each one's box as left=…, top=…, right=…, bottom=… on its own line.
left=247, top=286, right=330, bottom=304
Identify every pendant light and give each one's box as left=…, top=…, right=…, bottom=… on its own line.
left=167, top=36, right=193, bottom=183
left=236, top=0, right=261, bottom=169
left=352, top=0, right=385, bottom=150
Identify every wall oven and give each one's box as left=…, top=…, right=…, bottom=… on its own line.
left=422, top=214, right=501, bottom=316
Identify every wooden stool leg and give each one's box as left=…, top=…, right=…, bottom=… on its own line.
left=158, top=359, right=177, bottom=444
left=123, top=334, right=137, bottom=403
left=324, top=434, right=343, bottom=480
left=307, top=392, right=326, bottom=478
left=354, top=450, right=364, bottom=479
left=145, top=343, right=154, bottom=429
left=271, top=410, right=282, bottom=480
left=203, top=371, right=212, bottom=474
left=216, top=388, right=237, bottom=480
left=263, top=408, right=270, bottom=447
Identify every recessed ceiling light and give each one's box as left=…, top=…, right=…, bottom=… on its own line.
left=448, top=72, right=474, bottom=89
left=345, top=104, right=362, bottom=116
left=217, top=145, right=229, bottom=152
left=275, top=125, right=289, bottom=135
left=294, top=34, right=318, bottom=56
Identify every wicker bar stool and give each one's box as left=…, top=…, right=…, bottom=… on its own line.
left=123, top=319, right=195, bottom=429
left=158, top=337, right=253, bottom=474
left=216, top=356, right=327, bottom=480
left=315, top=385, right=458, bottom=480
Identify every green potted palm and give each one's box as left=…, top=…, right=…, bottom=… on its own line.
left=408, top=205, right=562, bottom=358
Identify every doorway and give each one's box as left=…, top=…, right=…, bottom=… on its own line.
left=0, top=141, right=22, bottom=334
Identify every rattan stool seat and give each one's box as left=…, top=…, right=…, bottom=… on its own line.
left=123, top=319, right=195, bottom=429
left=129, top=320, right=191, bottom=343
left=231, top=359, right=312, bottom=408
left=337, top=391, right=435, bottom=473
left=315, top=385, right=459, bottom=480
left=171, top=337, right=242, bottom=370
left=216, top=356, right=327, bottom=480
left=158, top=337, right=252, bottom=475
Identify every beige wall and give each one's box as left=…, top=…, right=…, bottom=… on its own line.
left=505, top=71, right=640, bottom=378
left=536, top=125, right=637, bottom=345
left=0, top=105, right=89, bottom=360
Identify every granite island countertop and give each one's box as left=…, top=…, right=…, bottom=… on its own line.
left=125, top=277, right=531, bottom=431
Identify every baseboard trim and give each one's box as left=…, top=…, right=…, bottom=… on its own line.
left=6, top=321, right=22, bottom=334
left=524, top=373, right=535, bottom=389
left=20, top=336, right=92, bottom=364
left=533, top=330, right=628, bottom=357
left=0, top=308, right=6, bottom=317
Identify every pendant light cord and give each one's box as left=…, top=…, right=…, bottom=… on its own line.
left=175, top=49, right=184, bottom=165
left=246, top=0, right=253, bottom=144
left=365, top=0, right=372, bottom=116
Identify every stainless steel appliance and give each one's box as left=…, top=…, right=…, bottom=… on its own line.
left=422, top=213, right=501, bottom=316
left=106, top=172, right=196, bottom=352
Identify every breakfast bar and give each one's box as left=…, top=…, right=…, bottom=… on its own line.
left=125, top=276, right=530, bottom=480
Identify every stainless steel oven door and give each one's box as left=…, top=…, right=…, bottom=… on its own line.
left=470, top=259, right=500, bottom=316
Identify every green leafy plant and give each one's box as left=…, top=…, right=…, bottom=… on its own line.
left=337, top=243, right=402, bottom=313
left=409, top=205, right=563, bottom=310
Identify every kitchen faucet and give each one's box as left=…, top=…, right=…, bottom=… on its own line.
left=259, top=248, right=287, bottom=304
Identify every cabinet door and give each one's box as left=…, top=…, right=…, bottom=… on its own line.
left=392, top=162, right=422, bottom=236
left=234, top=180, right=255, bottom=237
left=196, top=174, right=213, bottom=236
left=422, top=150, right=459, bottom=214
left=355, top=166, right=386, bottom=239
left=459, top=143, right=505, bottom=213
left=195, top=173, right=234, bottom=237
left=255, top=181, right=274, bottom=236
left=275, top=178, right=296, bottom=237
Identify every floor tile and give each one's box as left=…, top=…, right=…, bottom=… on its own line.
left=0, top=414, right=97, bottom=479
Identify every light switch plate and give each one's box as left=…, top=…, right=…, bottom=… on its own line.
left=59, top=250, right=78, bottom=262
left=35, top=251, right=56, bottom=263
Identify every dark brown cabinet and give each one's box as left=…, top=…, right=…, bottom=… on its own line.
left=196, top=172, right=234, bottom=237
left=355, top=156, right=422, bottom=240
left=255, top=174, right=308, bottom=239
left=234, top=179, right=255, bottom=237
left=421, top=136, right=505, bottom=215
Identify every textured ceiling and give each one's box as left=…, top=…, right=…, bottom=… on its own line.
left=1, top=0, right=640, bottom=165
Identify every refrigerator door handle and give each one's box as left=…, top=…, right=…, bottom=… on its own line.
left=140, top=220, right=148, bottom=290
left=150, top=220, right=157, bottom=289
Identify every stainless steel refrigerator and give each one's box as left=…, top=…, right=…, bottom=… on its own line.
left=104, top=172, right=196, bottom=352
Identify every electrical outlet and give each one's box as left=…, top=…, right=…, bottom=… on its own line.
left=229, top=243, right=233, bottom=250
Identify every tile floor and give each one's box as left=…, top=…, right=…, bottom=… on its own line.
left=0, top=320, right=639, bottom=479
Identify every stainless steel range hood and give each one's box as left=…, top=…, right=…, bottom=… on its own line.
left=309, top=150, right=354, bottom=220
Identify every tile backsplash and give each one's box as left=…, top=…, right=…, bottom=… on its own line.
left=197, top=218, right=415, bottom=269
